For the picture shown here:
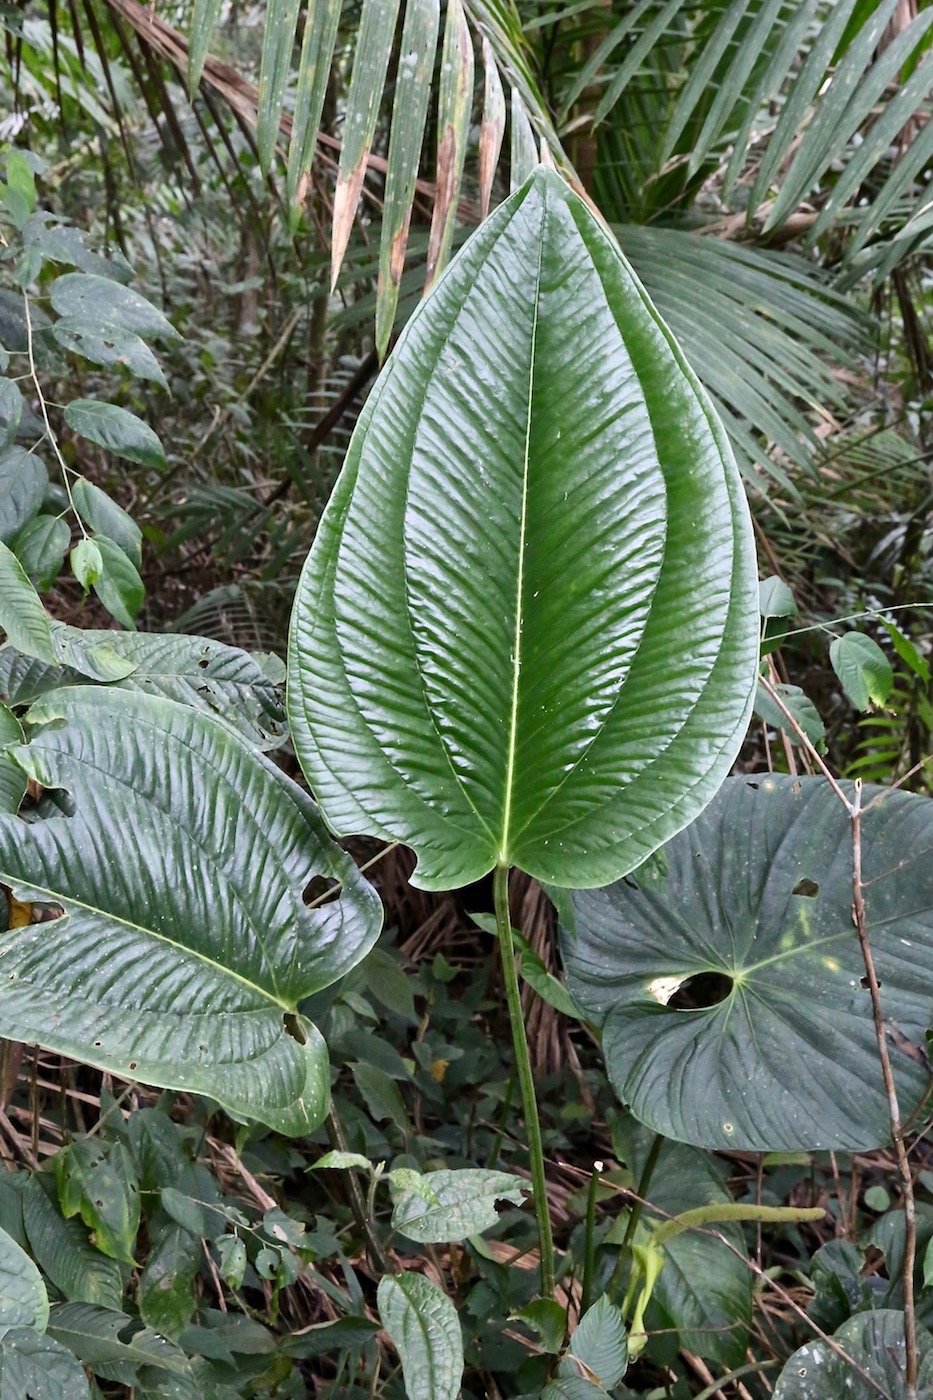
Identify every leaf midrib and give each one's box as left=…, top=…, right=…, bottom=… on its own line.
left=498, top=199, right=546, bottom=866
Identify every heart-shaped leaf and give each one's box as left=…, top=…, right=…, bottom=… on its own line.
left=288, top=167, right=757, bottom=891
left=562, top=775, right=933, bottom=1151
left=0, top=687, right=381, bottom=1135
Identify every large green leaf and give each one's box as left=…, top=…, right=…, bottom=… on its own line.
left=0, top=1224, right=48, bottom=1336
left=773, top=1310, right=933, bottom=1399
left=0, top=631, right=286, bottom=749
left=0, top=687, right=382, bottom=1136
left=562, top=775, right=933, bottom=1151
left=288, top=167, right=758, bottom=891
left=0, top=448, right=47, bottom=545
left=0, top=1327, right=90, bottom=1398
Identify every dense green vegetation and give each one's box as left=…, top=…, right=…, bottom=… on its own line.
left=1, top=1, right=933, bottom=1397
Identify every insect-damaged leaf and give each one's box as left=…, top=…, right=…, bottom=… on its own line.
left=0, top=688, right=381, bottom=1135
left=288, top=168, right=758, bottom=891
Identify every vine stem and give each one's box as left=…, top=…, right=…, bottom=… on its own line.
left=493, top=863, right=555, bottom=1298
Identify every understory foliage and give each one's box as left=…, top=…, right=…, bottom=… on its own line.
left=0, top=2, right=932, bottom=1398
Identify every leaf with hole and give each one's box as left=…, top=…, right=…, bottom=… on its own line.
left=288, top=168, right=758, bottom=891
left=46, top=1302, right=190, bottom=1386
left=773, top=1309, right=933, bottom=1399
left=562, top=774, right=933, bottom=1151
left=377, top=1272, right=463, bottom=1400
left=388, top=1168, right=527, bottom=1242
left=0, top=687, right=382, bottom=1136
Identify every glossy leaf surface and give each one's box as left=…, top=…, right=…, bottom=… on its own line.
left=289, top=167, right=758, bottom=890
left=563, top=775, right=933, bottom=1151
left=0, top=1225, right=48, bottom=1336
left=0, top=688, right=381, bottom=1135
left=773, top=1310, right=933, bottom=1399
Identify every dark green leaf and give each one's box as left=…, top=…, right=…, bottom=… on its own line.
left=138, top=1228, right=198, bottom=1338
left=0, top=542, right=56, bottom=666
left=63, top=401, right=166, bottom=471
left=288, top=168, right=758, bottom=891
left=47, top=1302, right=190, bottom=1386
left=90, top=535, right=144, bottom=629
left=0, top=380, right=23, bottom=451
left=71, top=479, right=141, bottom=570
left=12, top=515, right=70, bottom=592
left=0, top=447, right=48, bottom=545
left=830, top=631, right=894, bottom=710
left=22, top=1178, right=123, bottom=1310
left=0, top=688, right=381, bottom=1135
left=773, top=1310, right=933, bottom=1399
left=0, top=1327, right=90, bottom=1399
left=50, top=275, right=177, bottom=342
left=560, top=1296, right=627, bottom=1389
left=52, top=319, right=168, bottom=390
left=563, top=775, right=933, bottom=1151
left=0, top=1223, right=49, bottom=1335
left=754, top=680, right=825, bottom=749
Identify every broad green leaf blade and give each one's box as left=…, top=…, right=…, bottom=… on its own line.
left=63, top=401, right=166, bottom=471
left=286, top=0, right=343, bottom=215
left=0, top=687, right=382, bottom=1136
left=560, top=1296, right=627, bottom=1389
left=377, top=1272, right=463, bottom=1400
left=0, top=756, right=27, bottom=816
left=0, top=631, right=285, bottom=750
left=71, top=479, right=142, bottom=569
left=288, top=167, right=758, bottom=891
left=773, top=1311, right=933, bottom=1399
left=388, top=1168, right=526, bottom=1242
left=138, top=1227, right=198, bottom=1337
left=90, top=535, right=144, bottom=629
left=49, top=274, right=178, bottom=342
left=46, top=1302, right=190, bottom=1385
left=830, top=631, right=893, bottom=710
left=376, top=0, right=441, bottom=358
left=424, top=0, right=474, bottom=290
left=0, top=448, right=47, bottom=545
left=0, top=1223, right=49, bottom=1336
left=331, top=0, right=404, bottom=288
left=52, top=319, right=168, bottom=389
left=22, top=1178, right=123, bottom=1310
left=12, top=515, right=70, bottom=592
left=562, top=775, right=933, bottom=1151
left=55, top=1140, right=140, bottom=1265
left=0, top=541, right=56, bottom=665
left=0, top=379, right=23, bottom=451
left=188, top=0, right=224, bottom=96
left=0, top=1327, right=90, bottom=1399
left=256, top=0, right=302, bottom=173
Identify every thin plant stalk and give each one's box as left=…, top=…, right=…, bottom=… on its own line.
left=759, top=676, right=919, bottom=1398
left=493, top=863, right=555, bottom=1298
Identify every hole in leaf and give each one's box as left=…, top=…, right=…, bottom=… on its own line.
left=303, top=875, right=340, bottom=907
left=860, top=975, right=879, bottom=990
left=623, top=876, right=639, bottom=890
left=668, top=971, right=733, bottom=1010
left=746, top=781, right=760, bottom=790
left=198, top=656, right=210, bottom=669
left=792, top=878, right=820, bottom=897
left=128, top=1062, right=137, bottom=1071
left=284, top=1012, right=308, bottom=1045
